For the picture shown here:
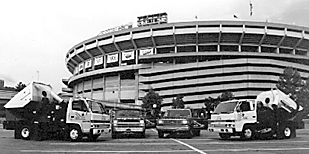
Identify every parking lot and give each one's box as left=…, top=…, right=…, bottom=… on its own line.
left=1, top=124, right=309, bottom=154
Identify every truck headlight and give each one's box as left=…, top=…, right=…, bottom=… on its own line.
left=113, top=120, right=118, bottom=126
left=157, top=120, right=163, bottom=124
left=140, top=120, right=145, bottom=126
left=181, top=120, right=188, bottom=125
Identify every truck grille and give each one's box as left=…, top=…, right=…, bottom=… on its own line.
left=162, top=120, right=182, bottom=125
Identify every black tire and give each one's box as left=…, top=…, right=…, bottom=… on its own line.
left=140, top=132, right=146, bottom=138
left=219, top=133, right=231, bottom=140
left=186, top=129, right=194, bottom=138
left=278, top=125, right=293, bottom=139
left=193, top=130, right=201, bottom=136
left=241, top=126, right=255, bottom=140
left=111, top=132, right=118, bottom=139
left=88, top=134, right=100, bottom=141
left=158, top=131, right=164, bottom=138
left=14, top=127, right=22, bottom=139
left=68, top=126, right=83, bottom=142
left=20, top=125, right=31, bottom=140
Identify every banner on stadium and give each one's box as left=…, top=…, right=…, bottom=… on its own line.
left=94, top=56, right=103, bottom=66
left=140, top=48, right=153, bottom=56
left=122, top=51, right=134, bottom=61
left=107, top=53, right=118, bottom=63
left=74, top=67, right=78, bottom=74
left=78, top=63, right=84, bottom=71
left=85, top=59, right=92, bottom=68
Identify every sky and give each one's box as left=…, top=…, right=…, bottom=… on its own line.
left=0, top=0, right=309, bottom=93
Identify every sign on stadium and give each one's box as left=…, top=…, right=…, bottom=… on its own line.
left=137, top=12, right=168, bottom=27
left=98, top=23, right=133, bottom=36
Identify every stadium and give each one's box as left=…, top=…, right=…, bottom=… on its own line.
left=64, top=14, right=309, bottom=109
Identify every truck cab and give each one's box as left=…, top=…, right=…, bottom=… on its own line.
left=156, top=108, right=208, bottom=138
left=66, top=98, right=110, bottom=141
left=110, top=109, right=145, bottom=138
left=208, top=89, right=302, bottom=140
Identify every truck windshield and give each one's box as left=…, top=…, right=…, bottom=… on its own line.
left=87, top=100, right=104, bottom=114
left=164, top=110, right=191, bottom=118
left=214, top=101, right=238, bottom=114
left=115, top=110, right=141, bottom=118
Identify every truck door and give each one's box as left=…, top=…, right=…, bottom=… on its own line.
left=237, top=101, right=256, bottom=123
left=70, top=100, right=91, bottom=133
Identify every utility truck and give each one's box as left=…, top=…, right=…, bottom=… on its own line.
left=110, top=108, right=146, bottom=138
left=3, top=82, right=110, bottom=141
left=208, top=89, right=303, bottom=140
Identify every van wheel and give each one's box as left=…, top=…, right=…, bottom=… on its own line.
left=68, top=126, right=82, bottom=142
left=219, top=133, right=231, bottom=140
left=111, top=132, right=118, bottom=139
left=14, top=127, right=22, bottom=139
left=241, top=126, right=255, bottom=140
left=194, top=130, right=201, bottom=136
left=186, top=129, right=194, bottom=138
left=158, top=131, right=164, bottom=138
left=20, top=125, right=31, bottom=140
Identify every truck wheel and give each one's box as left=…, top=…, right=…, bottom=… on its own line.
left=68, top=126, right=82, bottom=142
left=111, top=132, right=118, bottom=139
left=88, top=134, right=100, bottom=141
left=14, top=127, right=22, bottom=139
left=278, top=125, right=293, bottom=139
left=194, top=130, right=201, bottom=136
left=241, top=126, right=255, bottom=140
left=158, top=131, right=164, bottom=138
left=140, top=132, right=146, bottom=138
left=219, top=133, right=231, bottom=140
left=20, top=125, right=31, bottom=140
left=186, top=129, right=194, bottom=138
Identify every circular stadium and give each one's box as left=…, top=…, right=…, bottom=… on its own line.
left=65, top=19, right=309, bottom=110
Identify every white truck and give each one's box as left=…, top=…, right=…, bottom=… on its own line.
left=3, top=82, right=110, bottom=141
left=208, top=89, right=303, bottom=140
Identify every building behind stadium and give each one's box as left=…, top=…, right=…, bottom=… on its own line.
left=63, top=13, right=309, bottom=110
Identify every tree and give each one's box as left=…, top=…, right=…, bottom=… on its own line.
left=218, top=91, right=234, bottom=102
left=171, top=95, right=185, bottom=109
left=276, top=66, right=303, bottom=100
left=15, top=82, right=26, bottom=92
left=141, top=88, right=162, bottom=118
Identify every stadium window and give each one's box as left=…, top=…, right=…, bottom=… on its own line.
left=198, top=45, right=217, bottom=52
left=279, top=48, right=293, bottom=54
left=157, top=47, right=175, bottom=54
left=120, top=71, right=135, bottom=80
left=175, top=57, right=196, bottom=64
left=220, top=45, right=239, bottom=52
left=177, top=46, right=196, bottom=53
left=261, top=46, right=277, bottom=53
left=241, top=46, right=259, bottom=52
left=295, top=50, right=307, bottom=56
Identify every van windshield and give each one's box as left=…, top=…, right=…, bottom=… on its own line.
left=115, top=110, right=141, bottom=118
left=164, top=110, right=191, bottom=118
left=214, top=101, right=238, bottom=114
left=87, top=100, right=104, bottom=114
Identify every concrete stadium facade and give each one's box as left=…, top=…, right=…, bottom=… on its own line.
left=65, top=20, right=309, bottom=109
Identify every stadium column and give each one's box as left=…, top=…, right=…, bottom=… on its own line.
left=135, top=71, right=139, bottom=104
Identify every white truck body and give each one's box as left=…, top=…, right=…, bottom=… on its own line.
left=4, top=81, right=110, bottom=141
left=208, top=89, right=302, bottom=140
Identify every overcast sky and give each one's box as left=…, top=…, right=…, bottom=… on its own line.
left=0, top=0, right=309, bottom=93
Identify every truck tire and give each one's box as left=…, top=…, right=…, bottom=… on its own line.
left=186, top=129, right=194, bottom=138
left=240, top=126, right=255, bottom=140
left=20, top=125, right=31, bottom=140
left=111, top=132, right=118, bottom=139
left=140, top=132, right=146, bottom=138
left=68, top=126, right=83, bottom=142
left=193, top=130, right=201, bottom=136
left=158, top=131, right=164, bottom=138
left=219, top=133, right=231, bottom=140
left=278, top=124, right=294, bottom=139
left=14, top=127, right=22, bottom=139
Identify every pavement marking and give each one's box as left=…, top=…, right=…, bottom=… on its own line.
left=171, top=138, right=207, bottom=154
left=20, top=149, right=196, bottom=153
left=20, top=147, right=309, bottom=153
